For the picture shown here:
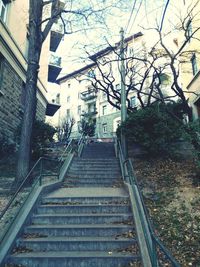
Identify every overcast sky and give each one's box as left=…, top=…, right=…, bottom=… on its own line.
left=56, top=0, right=171, bottom=76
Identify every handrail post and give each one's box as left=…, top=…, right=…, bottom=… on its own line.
left=39, top=158, right=43, bottom=186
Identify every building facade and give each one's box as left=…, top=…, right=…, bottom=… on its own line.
left=56, top=32, right=146, bottom=139
left=179, top=1, right=200, bottom=119
left=0, top=0, right=62, bottom=142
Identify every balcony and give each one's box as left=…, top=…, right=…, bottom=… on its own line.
left=82, top=108, right=98, bottom=118
left=81, top=89, right=97, bottom=101
left=50, top=23, right=63, bottom=52
left=46, top=102, right=60, bottom=116
left=48, top=54, right=62, bottom=83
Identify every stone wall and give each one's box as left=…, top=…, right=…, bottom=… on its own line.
left=0, top=58, right=46, bottom=142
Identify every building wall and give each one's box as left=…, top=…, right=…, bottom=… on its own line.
left=0, top=56, right=46, bottom=141
left=0, top=0, right=53, bottom=141
left=56, top=35, right=144, bottom=139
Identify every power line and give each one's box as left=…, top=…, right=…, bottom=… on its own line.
left=159, top=0, right=170, bottom=32
left=127, top=0, right=143, bottom=35
left=125, top=0, right=137, bottom=34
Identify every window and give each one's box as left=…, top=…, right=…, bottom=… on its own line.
left=115, top=102, right=120, bottom=111
left=130, top=96, right=136, bottom=108
left=102, top=105, right=107, bottom=115
left=116, top=84, right=120, bottom=91
left=129, top=48, right=134, bottom=56
left=67, top=96, right=70, bottom=103
left=77, top=121, right=81, bottom=131
left=186, top=20, right=192, bottom=42
left=66, top=109, right=70, bottom=118
left=191, top=54, right=198, bottom=76
left=78, top=105, right=81, bottom=115
left=0, top=0, right=8, bottom=23
left=88, top=103, right=96, bottom=113
left=87, top=70, right=95, bottom=78
left=56, top=93, right=60, bottom=104
left=102, top=91, right=107, bottom=98
left=102, top=123, right=107, bottom=134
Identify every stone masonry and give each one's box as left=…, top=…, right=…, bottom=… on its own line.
left=0, top=58, right=46, bottom=142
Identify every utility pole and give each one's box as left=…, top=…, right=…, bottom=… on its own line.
left=120, top=27, right=127, bottom=158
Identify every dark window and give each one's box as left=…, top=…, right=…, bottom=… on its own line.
left=191, top=54, right=198, bottom=76
left=56, top=93, right=60, bottom=104
left=78, top=105, right=81, bottom=115
left=130, top=96, right=136, bottom=108
left=88, top=103, right=96, bottom=113
left=116, top=84, right=120, bottom=91
left=66, top=109, right=70, bottom=118
left=102, top=105, right=107, bottom=115
left=102, top=123, right=107, bottom=133
left=88, top=70, right=95, bottom=78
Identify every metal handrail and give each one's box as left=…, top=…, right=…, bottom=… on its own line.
left=116, top=139, right=180, bottom=267
left=0, top=157, right=42, bottom=220
left=0, top=137, right=78, bottom=244
left=59, top=139, right=74, bottom=162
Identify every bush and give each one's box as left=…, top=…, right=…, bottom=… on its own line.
left=79, top=118, right=96, bottom=137
left=31, top=120, right=56, bottom=158
left=0, top=133, right=15, bottom=159
left=117, top=103, right=184, bottom=156
left=16, top=120, right=56, bottom=159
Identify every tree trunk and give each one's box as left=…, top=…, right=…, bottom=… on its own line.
left=16, top=0, right=43, bottom=183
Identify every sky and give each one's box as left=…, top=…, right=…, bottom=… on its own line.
left=56, top=0, right=169, bottom=77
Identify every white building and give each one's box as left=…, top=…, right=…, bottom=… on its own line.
left=54, top=32, right=147, bottom=139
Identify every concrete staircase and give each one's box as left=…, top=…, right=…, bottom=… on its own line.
left=64, top=142, right=121, bottom=188
left=4, top=142, right=142, bottom=267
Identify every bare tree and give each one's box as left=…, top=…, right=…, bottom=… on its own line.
left=56, top=117, right=75, bottom=142
left=16, top=0, right=129, bottom=183
left=84, top=1, right=200, bottom=158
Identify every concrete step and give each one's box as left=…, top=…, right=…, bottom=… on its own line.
left=67, top=169, right=120, bottom=175
left=62, top=182, right=122, bottom=188
left=17, top=236, right=137, bottom=251
left=65, top=175, right=121, bottom=180
left=8, top=251, right=141, bottom=267
left=73, top=158, right=119, bottom=163
left=41, top=196, right=129, bottom=205
left=24, top=224, right=135, bottom=237
left=71, top=163, right=119, bottom=168
left=82, top=154, right=116, bottom=158
left=31, top=213, right=133, bottom=225
left=62, top=184, right=121, bottom=188
left=37, top=204, right=131, bottom=214
left=69, top=166, right=120, bottom=172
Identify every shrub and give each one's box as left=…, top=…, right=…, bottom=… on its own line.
left=117, top=103, right=185, bottom=156
left=0, top=133, right=15, bottom=159
left=31, top=120, right=56, bottom=158
left=16, top=120, right=56, bottom=159
left=79, top=118, right=96, bottom=137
